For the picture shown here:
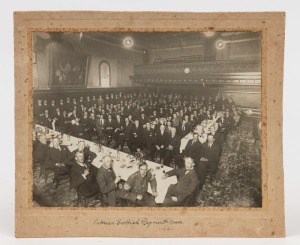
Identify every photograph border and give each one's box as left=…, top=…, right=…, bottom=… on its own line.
left=15, top=11, right=285, bottom=237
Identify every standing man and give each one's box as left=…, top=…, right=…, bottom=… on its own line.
left=96, top=155, right=121, bottom=206
left=120, top=162, right=157, bottom=206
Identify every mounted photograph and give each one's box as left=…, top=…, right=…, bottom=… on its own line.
left=15, top=12, right=285, bottom=238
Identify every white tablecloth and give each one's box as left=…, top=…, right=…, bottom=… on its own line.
left=34, top=125, right=177, bottom=204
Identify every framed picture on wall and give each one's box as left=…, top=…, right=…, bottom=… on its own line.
left=49, top=47, right=90, bottom=87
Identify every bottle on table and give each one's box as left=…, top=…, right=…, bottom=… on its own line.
left=117, top=150, right=120, bottom=161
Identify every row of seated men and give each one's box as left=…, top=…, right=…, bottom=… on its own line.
left=33, top=136, right=199, bottom=207
left=34, top=92, right=241, bottom=125
left=33, top=92, right=241, bottom=155
left=33, top=109, right=238, bottom=206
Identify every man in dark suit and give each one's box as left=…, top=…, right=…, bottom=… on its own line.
left=95, top=114, right=106, bottom=139
left=33, top=134, right=49, bottom=171
left=199, top=134, right=221, bottom=184
left=49, top=100, right=57, bottom=117
left=44, top=137, right=72, bottom=188
left=97, top=95, right=105, bottom=107
left=52, top=108, right=64, bottom=131
left=105, top=114, right=117, bottom=144
left=116, top=117, right=132, bottom=151
left=65, top=141, right=97, bottom=168
left=162, top=157, right=199, bottom=206
left=58, top=99, right=66, bottom=114
left=154, top=124, right=169, bottom=162
left=40, top=109, right=53, bottom=129
left=129, top=119, right=143, bottom=153
left=178, top=120, right=192, bottom=138
left=142, top=122, right=156, bottom=161
left=216, top=112, right=231, bottom=141
left=69, top=151, right=99, bottom=203
left=69, top=118, right=84, bottom=138
left=163, top=127, right=181, bottom=167
left=209, top=125, right=223, bottom=150
left=96, top=155, right=121, bottom=206
left=114, top=114, right=124, bottom=146
left=179, top=132, right=202, bottom=168
left=65, top=97, right=73, bottom=113
left=165, top=121, right=173, bottom=135
left=34, top=99, right=44, bottom=122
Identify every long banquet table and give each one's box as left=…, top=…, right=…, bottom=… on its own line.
left=34, top=125, right=177, bottom=204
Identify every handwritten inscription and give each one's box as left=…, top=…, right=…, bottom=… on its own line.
left=93, top=218, right=183, bottom=230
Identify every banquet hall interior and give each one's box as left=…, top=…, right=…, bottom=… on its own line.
left=32, top=31, right=262, bottom=207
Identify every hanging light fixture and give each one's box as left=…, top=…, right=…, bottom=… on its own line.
left=123, top=37, right=134, bottom=48
left=216, top=39, right=225, bottom=49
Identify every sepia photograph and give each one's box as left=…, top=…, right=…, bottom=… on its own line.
left=14, top=11, right=285, bottom=238
left=31, top=31, right=262, bottom=208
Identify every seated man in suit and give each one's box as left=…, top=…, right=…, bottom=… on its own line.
left=70, top=117, right=88, bottom=139
left=95, top=114, right=106, bottom=139
left=142, top=122, right=156, bottom=161
left=199, top=134, right=221, bottom=184
left=96, top=155, right=121, bottom=206
left=194, top=124, right=208, bottom=144
left=105, top=114, right=117, bottom=145
left=65, top=141, right=97, bottom=168
left=40, top=109, right=53, bottom=129
left=209, top=125, right=223, bottom=151
left=33, top=134, right=49, bottom=172
left=154, top=124, right=169, bottom=162
left=44, top=137, right=72, bottom=188
left=162, top=157, right=199, bottom=206
left=163, top=127, right=181, bottom=167
left=178, top=132, right=202, bottom=169
left=120, top=162, right=158, bottom=207
left=129, top=119, right=143, bottom=153
left=70, top=151, right=99, bottom=204
left=114, top=114, right=124, bottom=147
left=33, top=99, right=44, bottom=123
left=216, top=112, right=230, bottom=141
left=178, top=119, right=192, bottom=138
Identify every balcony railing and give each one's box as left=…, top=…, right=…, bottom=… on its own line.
left=134, top=59, right=261, bottom=76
